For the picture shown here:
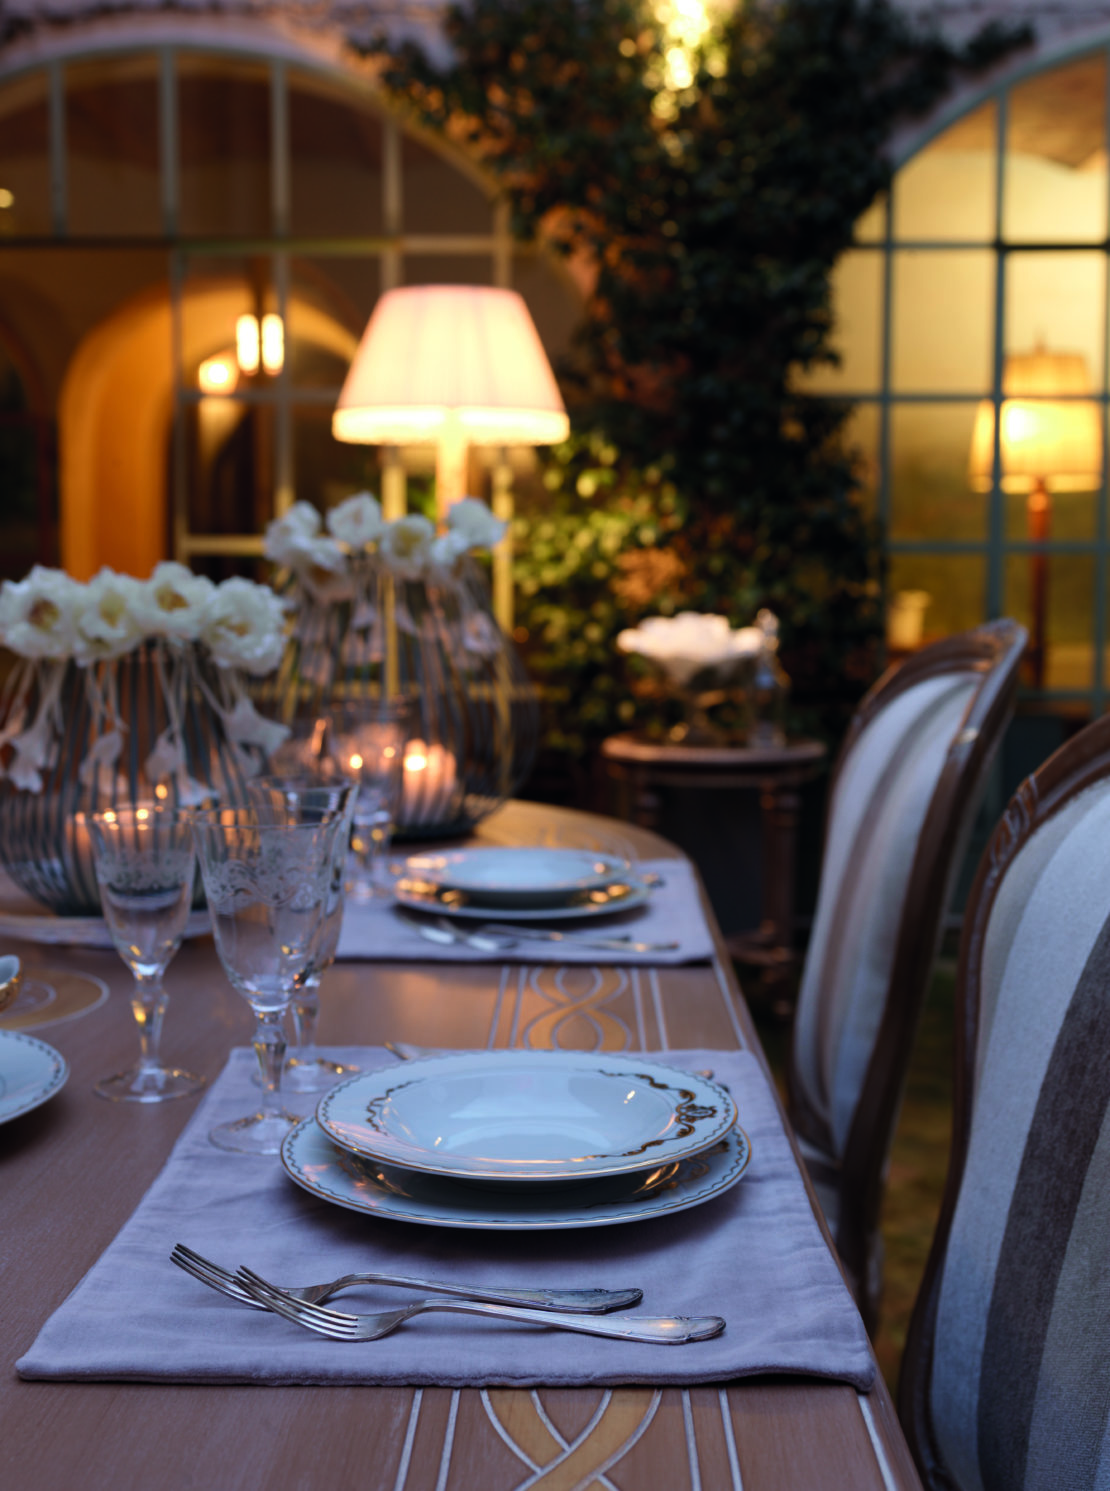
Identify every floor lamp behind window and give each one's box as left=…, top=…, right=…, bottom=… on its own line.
left=969, top=347, right=1102, bottom=689
left=332, top=285, right=569, bottom=631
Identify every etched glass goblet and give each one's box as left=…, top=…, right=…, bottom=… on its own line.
left=245, top=776, right=357, bottom=1093
left=87, top=805, right=204, bottom=1103
left=191, top=806, right=340, bottom=1154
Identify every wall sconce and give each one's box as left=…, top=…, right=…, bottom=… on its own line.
left=235, top=313, right=284, bottom=377
left=969, top=345, right=1102, bottom=688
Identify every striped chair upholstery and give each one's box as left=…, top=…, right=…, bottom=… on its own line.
left=901, top=715, right=1110, bottom=1491
left=789, top=621, right=1025, bottom=1330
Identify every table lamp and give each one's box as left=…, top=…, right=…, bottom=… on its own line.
left=332, top=285, right=570, bottom=629
left=969, top=346, right=1102, bottom=688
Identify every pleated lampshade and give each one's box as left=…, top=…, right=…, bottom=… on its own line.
left=332, top=285, right=569, bottom=447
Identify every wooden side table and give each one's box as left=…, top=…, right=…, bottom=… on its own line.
left=601, top=733, right=827, bottom=1003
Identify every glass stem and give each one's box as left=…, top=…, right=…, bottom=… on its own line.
left=252, top=1009, right=287, bottom=1118
left=292, top=979, right=320, bottom=1060
left=131, top=974, right=168, bottom=1072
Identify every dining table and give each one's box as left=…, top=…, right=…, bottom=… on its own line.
left=0, top=798, right=922, bottom=1491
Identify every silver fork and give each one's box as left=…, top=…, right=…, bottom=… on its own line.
left=237, top=1268, right=725, bottom=1344
left=170, top=1244, right=642, bottom=1315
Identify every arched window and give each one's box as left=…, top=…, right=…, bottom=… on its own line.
left=0, top=43, right=581, bottom=582
left=799, top=44, right=1110, bottom=713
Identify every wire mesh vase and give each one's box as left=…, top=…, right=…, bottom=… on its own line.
left=0, top=643, right=261, bottom=915
left=266, top=555, right=539, bottom=838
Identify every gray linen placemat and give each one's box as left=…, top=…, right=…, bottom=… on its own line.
left=335, top=858, right=715, bottom=964
left=17, top=1046, right=875, bottom=1390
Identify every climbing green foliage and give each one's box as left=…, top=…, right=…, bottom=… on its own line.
left=363, top=0, right=1029, bottom=756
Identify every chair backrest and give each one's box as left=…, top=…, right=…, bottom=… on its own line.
left=901, top=711, right=1110, bottom=1491
left=789, top=620, right=1025, bottom=1315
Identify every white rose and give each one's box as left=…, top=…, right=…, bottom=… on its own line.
left=326, top=492, right=384, bottom=550
left=428, top=531, right=471, bottom=571
left=202, top=578, right=287, bottom=676
left=379, top=515, right=436, bottom=579
left=446, top=497, right=507, bottom=550
left=74, top=569, right=146, bottom=665
left=0, top=566, right=81, bottom=659
left=131, top=562, right=214, bottom=641
left=264, top=502, right=346, bottom=576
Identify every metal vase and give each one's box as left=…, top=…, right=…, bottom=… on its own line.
left=0, top=644, right=257, bottom=915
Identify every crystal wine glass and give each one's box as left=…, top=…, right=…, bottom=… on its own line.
left=86, top=805, right=205, bottom=1103
left=191, top=805, right=341, bottom=1154
left=329, top=700, right=408, bottom=901
left=245, top=775, right=357, bottom=1093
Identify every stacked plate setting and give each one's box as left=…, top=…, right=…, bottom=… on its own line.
left=391, top=848, right=652, bottom=922
left=281, top=1050, right=751, bottom=1230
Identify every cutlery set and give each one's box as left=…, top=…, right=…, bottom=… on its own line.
left=171, top=1244, right=726, bottom=1344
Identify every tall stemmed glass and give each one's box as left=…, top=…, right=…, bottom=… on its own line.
left=191, top=806, right=340, bottom=1154
left=246, top=776, right=357, bottom=1093
left=87, top=805, right=205, bottom=1103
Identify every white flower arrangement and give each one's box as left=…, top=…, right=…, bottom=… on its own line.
left=617, top=611, right=763, bottom=689
left=0, top=563, right=289, bottom=799
left=263, top=492, right=507, bottom=587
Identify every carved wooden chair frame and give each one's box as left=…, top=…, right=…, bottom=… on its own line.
left=788, top=618, right=1026, bottom=1332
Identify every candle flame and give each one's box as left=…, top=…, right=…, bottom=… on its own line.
left=349, top=753, right=363, bottom=771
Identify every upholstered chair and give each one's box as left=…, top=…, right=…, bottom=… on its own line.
left=788, top=620, right=1026, bottom=1332
left=900, top=710, right=1110, bottom=1490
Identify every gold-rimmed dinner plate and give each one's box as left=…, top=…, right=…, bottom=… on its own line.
left=400, top=848, right=631, bottom=908
left=0, top=1028, right=68, bottom=1125
left=317, top=1050, right=737, bottom=1184
left=390, top=875, right=651, bottom=922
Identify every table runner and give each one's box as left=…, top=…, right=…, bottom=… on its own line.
left=17, top=1047, right=875, bottom=1391
left=336, top=859, right=716, bottom=964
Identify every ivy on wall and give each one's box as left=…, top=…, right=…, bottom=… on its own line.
left=362, top=0, right=1029, bottom=760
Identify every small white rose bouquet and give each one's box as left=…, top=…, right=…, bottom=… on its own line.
left=0, top=563, right=288, bottom=804
left=617, top=611, right=768, bottom=745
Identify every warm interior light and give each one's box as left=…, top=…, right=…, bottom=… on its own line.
left=969, top=348, right=1102, bottom=493
left=348, top=752, right=364, bottom=772
left=261, top=313, right=284, bottom=375
left=197, top=354, right=237, bottom=396
left=0, top=188, right=13, bottom=210
left=236, top=314, right=261, bottom=375
left=155, top=784, right=169, bottom=800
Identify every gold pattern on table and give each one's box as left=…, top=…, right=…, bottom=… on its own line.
left=481, top=1387, right=661, bottom=1490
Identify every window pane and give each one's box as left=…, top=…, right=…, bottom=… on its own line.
left=889, top=403, right=985, bottom=540
left=843, top=402, right=880, bottom=521
left=178, top=57, right=271, bottom=237
left=180, top=255, right=273, bottom=390
left=512, top=251, right=582, bottom=368
left=0, top=71, right=51, bottom=237
left=288, top=256, right=378, bottom=390
left=853, top=193, right=887, bottom=244
left=402, top=255, right=493, bottom=287
left=1005, top=553, right=1095, bottom=689
left=888, top=553, right=984, bottom=638
left=891, top=250, right=994, bottom=392
left=185, top=398, right=272, bottom=537
left=1004, top=251, right=1105, bottom=383
left=293, top=404, right=380, bottom=515
left=894, top=101, right=997, bottom=242
left=401, top=134, right=492, bottom=234
left=289, top=72, right=383, bottom=238
left=794, top=249, right=882, bottom=394
left=1004, top=55, right=1107, bottom=243
left=67, top=56, right=160, bottom=236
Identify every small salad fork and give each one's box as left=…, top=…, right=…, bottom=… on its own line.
left=170, top=1244, right=643, bottom=1314
left=236, top=1268, right=725, bottom=1344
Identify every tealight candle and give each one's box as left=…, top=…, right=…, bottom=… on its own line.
left=402, top=740, right=459, bottom=827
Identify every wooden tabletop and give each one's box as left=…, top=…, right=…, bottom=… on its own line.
left=0, top=800, right=921, bottom=1491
